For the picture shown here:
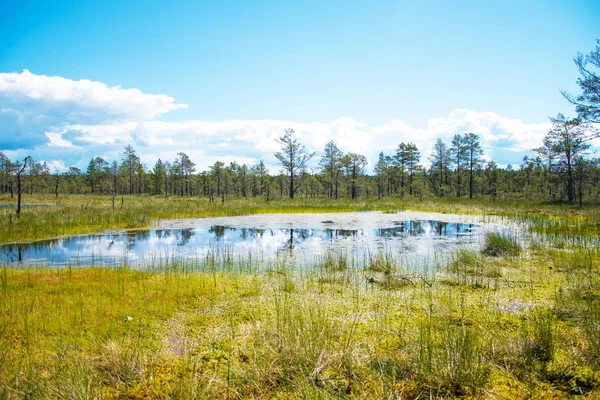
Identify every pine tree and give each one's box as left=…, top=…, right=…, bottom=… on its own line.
left=463, top=133, right=483, bottom=199
left=451, top=134, right=468, bottom=198
left=542, top=114, right=597, bottom=202
left=122, top=145, right=138, bottom=195
left=319, top=141, right=343, bottom=199
left=429, top=138, right=452, bottom=197
left=274, top=129, right=314, bottom=199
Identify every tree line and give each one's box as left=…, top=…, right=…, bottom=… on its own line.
left=1, top=41, right=599, bottom=205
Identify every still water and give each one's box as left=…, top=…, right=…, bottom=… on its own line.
left=0, top=211, right=500, bottom=267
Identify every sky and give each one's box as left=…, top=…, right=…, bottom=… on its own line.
left=0, top=0, right=599, bottom=172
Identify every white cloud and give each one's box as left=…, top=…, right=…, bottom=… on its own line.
left=44, top=111, right=554, bottom=172
left=0, top=70, right=187, bottom=120
left=45, top=132, right=74, bottom=147
left=45, top=159, right=68, bottom=172
left=0, top=70, right=187, bottom=151
left=1, top=70, right=567, bottom=172
left=427, top=109, right=550, bottom=154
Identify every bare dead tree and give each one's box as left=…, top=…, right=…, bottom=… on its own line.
left=16, top=156, right=32, bottom=215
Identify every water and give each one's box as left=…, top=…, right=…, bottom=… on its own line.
left=0, top=211, right=507, bottom=267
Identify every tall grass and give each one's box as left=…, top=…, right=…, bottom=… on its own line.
left=416, top=319, right=488, bottom=395
left=482, top=231, right=522, bottom=257
left=1, top=197, right=600, bottom=397
left=521, top=310, right=555, bottom=363
left=445, top=248, right=502, bottom=288
left=1, top=239, right=598, bottom=398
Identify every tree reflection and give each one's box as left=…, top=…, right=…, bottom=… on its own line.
left=176, top=228, right=194, bottom=246
left=156, top=229, right=173, bottom=239
left=125, top=233, right=137, bottom=251
left=324, top=229, right=360, bottom=240
left=278, top=228, right=311, bottom=253
left=209, top=225, right=226, bottom=240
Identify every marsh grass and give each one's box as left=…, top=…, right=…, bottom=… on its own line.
left=1, top=246, right=600, bottom=398
left=444, top=248, right=502, bottom=289
left=416, top=319, right=488, bottom=396
left=521, top=310, right=555, bottom=363
left=553, top=246, right=600, bottom=368
left=2, top=197, right=600, bottom=397
left=549, top=247, right=598, bottom=271
left=582, top=299, right=600, bottom=366
left=317, top=251, right=349, bottom=274
left=366, top=250, right=395, bottom=274
left=482, top=232, right=522, bottom=257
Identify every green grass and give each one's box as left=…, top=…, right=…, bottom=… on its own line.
left=1, top=239, right=599, bottom=398
left=482, top=232, right=522, bottom=257
left=2, top=195, right=600, bottom=397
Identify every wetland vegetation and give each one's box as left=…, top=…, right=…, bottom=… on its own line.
left=1, top=197, right=600, bottom=398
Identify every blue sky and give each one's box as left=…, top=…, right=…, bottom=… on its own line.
left=0, top=0, right=598, bottom=171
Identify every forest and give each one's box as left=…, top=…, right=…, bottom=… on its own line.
left=1, top=111, right=599, bottom=206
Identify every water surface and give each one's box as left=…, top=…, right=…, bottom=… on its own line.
left=1, top=211, right=504, bottom=267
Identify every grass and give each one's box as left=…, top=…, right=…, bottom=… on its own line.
left=521, top=310, right=555, bottom=364
left=482, top=232, right=522, bottom=257
left=317, top=251, right=349, bottom=274
left=1, top=195, right=600, bottom=397
left=1, top=238, right=599, bottom=398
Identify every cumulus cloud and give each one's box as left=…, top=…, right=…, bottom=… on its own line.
left=0, top=70, right=187, bottom=120
left=428, top=109, right=550, bottom=151
left=0, top=70, right=187, bottom=150
left=426, top=109, right=551, bottom=165
left=43, top=111, right=553, bottom=172
left=0, top=70, right=564, bottom=172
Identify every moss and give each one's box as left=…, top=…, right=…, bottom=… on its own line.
left=487, top=369, right=531, bottom=399
left=542, top=363, right=599, bottom=394
left=2, top=200, right=600, bottom=397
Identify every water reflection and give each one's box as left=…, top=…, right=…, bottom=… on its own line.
left=1, top=219, right=480, bottom=267
left=376, top=220, right=475, bottom=238
left=176, top=228, right=194, bottom=246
